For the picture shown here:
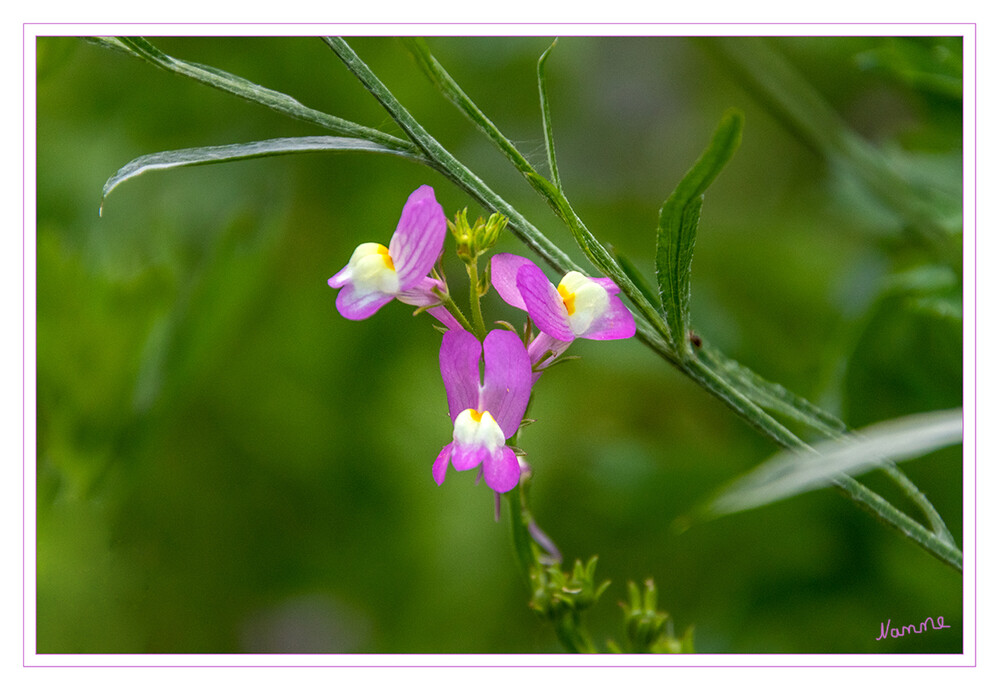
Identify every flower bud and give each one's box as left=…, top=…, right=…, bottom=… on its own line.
left=447, top=208, right=508, bottom=262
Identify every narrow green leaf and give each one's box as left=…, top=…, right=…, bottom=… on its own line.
left=90, top=37, right=418, bottom=155
left=682, top=356, right=961, bottom=571
left=100, top=136, right=426, bottom=213
left=537, top=38, right=562, bottom=190
left=705, top=408, right=962, bottom=518
left=655, top=109, right=743, bottom=354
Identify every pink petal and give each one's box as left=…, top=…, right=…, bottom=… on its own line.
left=526, top=332, right=572, bottom=367
left=396, top=276, right=444, bottom=308
left=327, top=264, right=351, bottom=289
left=581, top=294, right=636, bottom=340
left=388, top=185, right=447, bottom=291
left=479, top=329, right=533, bottom=438
left=426, top=306, right=463, bottom=332
left=433, top=443, right=453, bottom=486
left=515, top=263, right=575, bottom=342
left=439, top=329, right=482, bottom=422
left=334, top=283, right=394, bottom=320
left=451, top=442, right=488, bottom=472
left=483, top=446, right=521, bottom=493
left=593, top=277, right=621, bottom=296
left=526, top=332, right=573, bottom=382
left=489, top=253, right=536, bottom=311
left=396, top=276, right=463, bottom=331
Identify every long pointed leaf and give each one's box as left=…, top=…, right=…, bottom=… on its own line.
left=100, top=136, right=427, bottom=213
left=537, top=39, right=562, bottom=191
left=655, top=109, right=743, bottom=354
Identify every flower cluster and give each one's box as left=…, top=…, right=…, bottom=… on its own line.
left=327, top=185, right=635, bottom=494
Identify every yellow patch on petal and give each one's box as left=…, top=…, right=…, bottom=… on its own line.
left=377, top=244, right=395, bottom=270
left=558, top=284, right=576, bottom=316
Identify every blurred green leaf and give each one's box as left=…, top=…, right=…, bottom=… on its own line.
left=699, top=37, right=960, bottom=252
left=655, top=109, right=743, bottom=355
left=855, top=37, right=962, bottom=100
left=704, top=408, right=962, bottom=518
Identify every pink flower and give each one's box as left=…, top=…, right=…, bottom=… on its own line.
left=490, top=253, right=636, bottom=372
left=433, top=329, right=533, bottom=493
left=328, top=185, right=459, bottom=329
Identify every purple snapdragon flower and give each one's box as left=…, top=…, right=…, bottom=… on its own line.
left=328, top=185, right=458, bottom=328
left=490, top=253, right=636, bottom=370
left=433, top=329, right=533, bottom=493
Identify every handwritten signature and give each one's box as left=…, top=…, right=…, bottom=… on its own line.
left=876, top=616, right=951, bottom=641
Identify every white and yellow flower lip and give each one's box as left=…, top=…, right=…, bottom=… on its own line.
left=327, top=185, right=446, bottom=320
left=450, top=408, right=505, bottom=471
left=338, top=242, right=401, bottom=296
left=557, top=271, right=611, bottom=336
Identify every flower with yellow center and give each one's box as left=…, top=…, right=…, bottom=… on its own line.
left=328, top=185, right=458, bottom=329
left=433, top=329, right=533, bottom=494
left=489, top=253, right=636, bottom=351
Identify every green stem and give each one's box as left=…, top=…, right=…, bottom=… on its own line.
left=431, top=287, right=474, bottom=334
left=537, top=39, right=563, bottom=192
left=554, top=614, right=597, bottom=654
left=399, top=37, right=675, bottom=353
left=465, top=260, right=488, bottom=340
left=504, top=481, right=537, bottom=590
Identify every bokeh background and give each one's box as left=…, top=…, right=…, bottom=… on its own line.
left=35, top=35, right=963, bottom=654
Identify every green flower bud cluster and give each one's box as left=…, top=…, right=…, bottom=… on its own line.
left=612, top=579, right=694, bottom=653
left=448, top=208, right=508, bottom=263
left=528, top=556, right=610, bottom=620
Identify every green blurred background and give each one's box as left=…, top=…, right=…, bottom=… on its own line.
left=35, top=35, right=963, bottom=654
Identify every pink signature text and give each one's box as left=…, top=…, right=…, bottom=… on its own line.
left=876, top=616, right=951, bottom=641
